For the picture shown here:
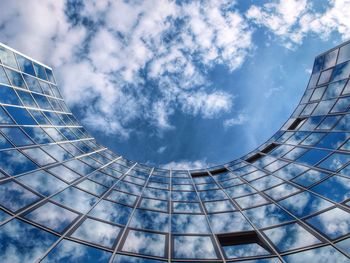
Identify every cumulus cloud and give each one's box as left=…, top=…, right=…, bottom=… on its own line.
left=0, top=0, right=254, bottom=139
left=1, top=0, right=350, bottom=141
left=247, top=0, right=350, bottom=48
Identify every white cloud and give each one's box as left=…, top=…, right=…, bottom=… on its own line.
left=223, top=113, right=248, bottom=128
left=157, top=146, right=167, bottom=154
left=0, top=0, right=254, bottom=139
left=161, top=159, right=211, bottom=170
left=247, top=0, right=350, bottom=48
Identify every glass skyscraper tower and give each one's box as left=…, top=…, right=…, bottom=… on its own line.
left=0, top=41, right=350, bottom=263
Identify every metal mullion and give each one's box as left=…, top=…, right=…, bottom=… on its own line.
left=0, top=102, right=72, bottom=115
left=0, top=146, right=108, bottom=184
left=226, top=166, right=350, bottom=259
left=168, top=169, right=172, bottom=263
left=36, top=162, right=138, bottom=262
left=187, top=170, right=226, bottom=263
left=245, top=158, right=350, bottom=218
left=206, top=170, right=285, bottom=263
left=109, top=167, right=155, bottom=263
left=0, top=156, right=122, bottom=227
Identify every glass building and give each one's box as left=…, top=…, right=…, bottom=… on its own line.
left=0, top=41, right=350, bottom=263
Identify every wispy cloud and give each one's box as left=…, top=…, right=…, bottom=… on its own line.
left=223, top=113, right=248, bottom=128
left=1, top=0, right=350, bottom=141
left=247, top=0, right=350, bottom=48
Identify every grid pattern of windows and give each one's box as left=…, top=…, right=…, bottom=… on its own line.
left=0, top=41, right=350, bottom=262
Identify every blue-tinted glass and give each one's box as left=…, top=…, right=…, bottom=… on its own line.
left=0, top=47, right=18, bottom=69
left=0, top=134, right=11, bottom=150
left=0, top=149, right=38, bottom=176
left=22, top=127, right=53, bottom=144
left=122, top=230, right=166, bottom=257
left=25, top=202, right=78, bottom=232
left=0, top=66, right=10, bottom=85
left=306, top=208, right=350, bottom=239
left=16, top=55, right=35, bottom=76
left=18, top=170, right=67, bottom=196
left=311, top=176, right=350, bottom=202
left=22, top=147, right=56, bottom=166
left=283, top=245, right=349, bottom=262
left=51, top=187, right=98, bottom=213
left=0, top=106, right=13, bottom=124
left=129, top=209, right=169, bottom=232
left=316, top=132, right=349, bottom=149
left=209, top=211, right=252, bottom=233
left=23, top=74, right=42, bottom=93
left=279, top=191, right=332, bottom=218
left=323, top=49, right=338, bottom=69
left=264, top=223, right=320, bottom=252
left=244, top=204, right=293, bottom=228
left=296, top=149, right=330, bottom=166
left=173, top=202, right=201, bottom=213
left=0, top=209, right=10, bottom=222
left=72, top=218, right=121, bottom=248
left=5, top=68, right=27, bottom=89
left=47, top=165, right=81, bottom=183
left=0, top=85, right=21, bottom=105
left=107, top=190, right=137, bottom=206
left=292, top=169, right=328, bottom=187
left=312, top=56, right=324, bottom=73
left=5, top=106, right=36, bottom=125
left=76, top=179, right=107, bottom=196
left=205, top=199, right=235, bottom=212
left=0, top=219, right=57, bottom=262
left=89, top=200, right=132, bottom=225
left=43, top=239, right=111, bottom=263
left=173, top=236, right=218, bottom=259
left=172, top=214, right=210, bottom=234
left=330, top=61, right=350, bottom=82
left=113, top=254, right=163, bottom=263
left=45, top=68, right=56, bottom=84
left=336, top=238, right=350, bottom=255
left=33, top=62, right=48, bottom=80
left=338, top=43, right=350, bottom=64
left=317, top=69, right=332, bottom=85
left=223, top=243, right=270, bottom=259
left=16, top=90, right=37, bottom=107
left=1, top=127, right=33, bottom=146
left=317, top=115, right=341, bottom=130
left=0, top=180, right=40, bottom=212
left=317, top=153, right=350, bottom=171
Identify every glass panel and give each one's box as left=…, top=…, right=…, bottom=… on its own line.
left=43, top=239, right=111, bottom=262
left=208, top=212, right=252, bottom=233
left=0, top=219, right=57, bottom=262
left=47, top=165, right=81, bottom=183
left=173, top=236, right=218, bottom=259
left=72, top=218, right=121, bottom=248
left=278, top=191, right=332, bottom=218
left=129, top=209, right=169, bottom=232
left=205, top=200, right=235, bottom=212
left=0, top=149, right=38, bottom=176
left=306, top=208, right=350, bottom=239
left=51, top=187, right=98, bottom=213
left=264, top=223, right=320, bottom=252
left=22, top=147, right=56, bottom=166
left=0, top=180, right=40, bottom=212
left=223, top=243, right=270, bottom=259
left=25, top=202, right=78, bottom=233
left=89, top=200, right=132, bottom=225
left=244, top=204, right=293, bottom=228
left=122, top=230, right=166, bottom=257
left=17, top=170, right=67, bottom=196
left=172, top=214, right=210, bottom=234
left=283, top=245, right=349, bottom=263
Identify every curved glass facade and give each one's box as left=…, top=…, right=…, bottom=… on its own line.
left=0, top=41, right=350, bottom=262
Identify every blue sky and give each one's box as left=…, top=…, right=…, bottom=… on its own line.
left=0, top=0, right=349, bottom=169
